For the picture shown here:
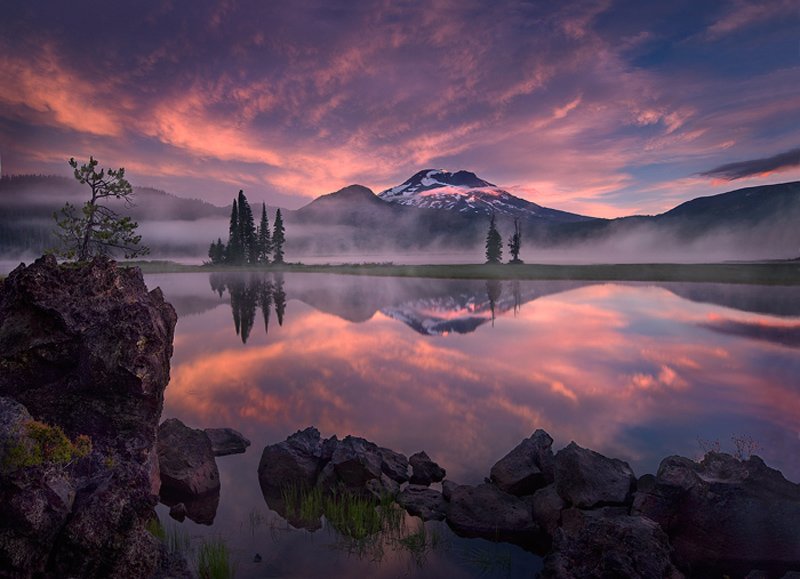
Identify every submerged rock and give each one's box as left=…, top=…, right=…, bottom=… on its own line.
left=0, top=255, right=177, bottom=579
left=490, top=429, right=555, bottom=496
left=554, top=442, right=636, bottom=508
left=204, top=427, right=251, bottom=456
left=158, top=418, right=220, bottom=497
left=634, top=451, right=800, bottom=575
left=409, top=451, right=446, bottom=485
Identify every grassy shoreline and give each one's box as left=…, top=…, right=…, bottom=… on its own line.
left=127, top=259, right=800, bottom=285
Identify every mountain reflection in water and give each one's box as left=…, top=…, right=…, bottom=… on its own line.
left=145, top=272, right=800, bottom=577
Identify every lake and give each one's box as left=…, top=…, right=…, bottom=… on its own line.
left=146, top=271, right=800, bottom=578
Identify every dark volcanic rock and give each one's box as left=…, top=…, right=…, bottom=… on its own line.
left=446, top=483, right=539, bottom=542
left=327, top=436, right=383, bottom=488
left=204, top=427, right=251, bottom=456
left=397, top=485, right=446, bottom=521
left=634, top=452, right=800, bottom=575
left=378, top=446, right=409, bottom=483
left=409, top=451, right=446, bottom=485
left=490, top=429, right=555, bottom=495
left=441, top=479, right=461, bottom=501
left=258, top=427, right=325, bottom=491
left=541, top=508, right=683, bottom=579
left=531, top=484, right=566, bottom=537
left=554, top=442, right=636, bottom=508
left=158, top=418, right=220, bottom=497
left=0, top=256, right=177, bottom=579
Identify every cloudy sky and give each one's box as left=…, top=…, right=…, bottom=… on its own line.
left=1, top=0, right=798, bottom=217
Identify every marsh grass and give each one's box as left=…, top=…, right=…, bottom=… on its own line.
left=145, top=518, right=190, bottom=555
left=196, top=537, right=235, bottom=579
left=398, top=522, right=441, bottom=567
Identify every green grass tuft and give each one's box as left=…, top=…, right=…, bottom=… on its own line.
left=196, top=537, right=235, bottom=579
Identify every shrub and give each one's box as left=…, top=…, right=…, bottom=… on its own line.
left=2, top=420, right=92, bottom=472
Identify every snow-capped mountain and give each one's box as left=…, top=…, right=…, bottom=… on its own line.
left=378, top=169, right=591, bottom=223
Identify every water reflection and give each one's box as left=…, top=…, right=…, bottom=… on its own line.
left=209, top=272, right=287, bottom=343
left=146, top=272, right=800, bottom=578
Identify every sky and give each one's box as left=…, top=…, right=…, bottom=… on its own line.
left=1, top=0, right=799, bottom=218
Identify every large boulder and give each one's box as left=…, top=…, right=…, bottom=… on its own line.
left=554, top=442, right=636, bottom=508
left=409, top=451, right=446, bottom=485
left=204, top=427, right=251, bottom=456
left=158, top=418, right=220, bottom=497
left=634, top=452, right=800, bottom=575
left=445, top=483, right=539, bottom=543
left=531, top=483, right=566, bottom=537
left=490, top=429, right=555, bottom=496
left=541, top=508, right=684, bottom=579
left=0, top=256, right=177, bottom=579
left=397, top=485, right=446, bottom=521
left=258, top=427, right=326, bottom=492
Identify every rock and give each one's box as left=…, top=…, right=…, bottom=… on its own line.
left=409, top=451, right=446, bottom=485
left=365, top=473, right=401, bottom=500
left=398, top=485, right=446, bottom=521
left=378, top=446, right=409, bottom=483
left=258, top=427, right=325, bottom=492
left=158, top=419, right=220, bottom=497
left=446, top=483, right=539, bottom=542
left=0, top=256, right=177, bottom=579
left=169, top=502, right=187, bottom=522
left=531, top=484, right=565, bottom=537
left=329, top=436, right=384, bottom=488
left=541, top=508, right=683, bottom=579
left=633, top=452, right=800, bottom=575
left=204, top=427, right=251, bottom=456
left=490, top=429, right=555, bottom=496
left=442, top=479, right=461, bottom=501
left=554, top=442, right=636, bottom=508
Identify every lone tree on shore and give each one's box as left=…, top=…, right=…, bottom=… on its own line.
left=485, top=213, right=503, bottom=264
left=508, top=218, right=522, bottom=264
left=52, top=157, right=148, bottom=261
left=272, top=208, right=285, bottom=264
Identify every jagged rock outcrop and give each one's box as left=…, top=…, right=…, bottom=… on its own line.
left=0, top=255, right=177, bottom=579
left=633, top=452, right=800, bottom=576
left=445, top=482, right=539, bottom=543
left=490, top=429, right=555, bottom=495
left=204, top=427, right=251, bottom=456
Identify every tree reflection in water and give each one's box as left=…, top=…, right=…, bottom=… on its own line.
left=209, top=272, right=287, bottom=343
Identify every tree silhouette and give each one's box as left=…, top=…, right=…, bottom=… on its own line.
left=257, top=202, right=272, bottom=264
left=273, top=273, right=286, bottom=326
left=272, top=208, right=286, bottom=264
left=237, top=190, right=257, bottom=264
left=259, top=279, right=273, bottom=334
left=226, top=199, right=242, bottom=264
left=485, top=213, right=503, bottom=264
left=508, top=218, right=522, bottom=264
left=52, top=156, right=148, bottom=261
left=486, top=279, right=503, bottom=326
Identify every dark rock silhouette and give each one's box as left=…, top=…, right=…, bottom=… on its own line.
left=397, top=485, right=446, bottom=521
left=409, top=451, right=446, bottom=485
left=490, top=429, right=555, bottom=495
left=158, top=418, right=220, bottom=497
left=0, top=255, right=177, bottom=579
left=554, top=441, right=636, bottom=508
left=205, top=427, right=251, bottom=456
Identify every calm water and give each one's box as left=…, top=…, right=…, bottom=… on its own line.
left=146, top=272, right=800, bottom=578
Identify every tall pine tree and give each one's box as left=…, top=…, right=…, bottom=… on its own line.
left=508, top=218, right=522, bottom=264
left=226, top=199, right=242, bottom=264
left=272, top=208, right=285, bottom=264
left=237, top=190, right=257, bottom=264
left=257, top=202, right=271, bottom=264
left=485, top=213, right=503, bottom=264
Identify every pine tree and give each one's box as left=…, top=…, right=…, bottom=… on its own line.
left=508, top=218, right=522, bottom=264
left=272, top=208, right=285, bottom=264
left=485, top=213, right=503, bottom=264
left=257, top=202, right=271, bottom=264
left=237, top=190, right=257, bottom=264
left=208, top=237, right=226, bottom=264
left=226, top=199, right=241, bottom=264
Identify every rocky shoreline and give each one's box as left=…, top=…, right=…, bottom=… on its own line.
left=1, top=256, right=798, bottom=578
left=256, top=427, right=800, bottom=579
